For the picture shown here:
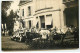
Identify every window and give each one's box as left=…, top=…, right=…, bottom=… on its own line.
left=28, top=6, right=31, bottom=16
left=45, top=14, right=53, bottom=29
left=36, top=17, right=39, bottom=28
left=40, top=16, right=45, bottom=28
left=22, top=9, right=24, bottom=16
left=29, top=20, right=31, bottom=29
left=22, top=21, right=25, bottom=28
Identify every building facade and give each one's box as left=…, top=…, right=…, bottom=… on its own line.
left=18, top=0, right=78, bottom=33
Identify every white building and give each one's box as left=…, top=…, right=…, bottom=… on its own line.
left=18, top=0, right=78, bottom=33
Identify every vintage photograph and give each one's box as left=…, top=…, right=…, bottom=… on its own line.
left=1, top=0, right=79, bottom=51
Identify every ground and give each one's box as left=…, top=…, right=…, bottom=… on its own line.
left=2, top=36, right=30, bottom=51
left=2, top=36, right=79, bottom=51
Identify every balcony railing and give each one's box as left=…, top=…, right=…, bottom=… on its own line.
left=35, top=7, right=53, bottom=12
left=63, top=0, right=78, bottom=4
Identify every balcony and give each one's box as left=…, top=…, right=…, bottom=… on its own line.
left=35, top=7, right=53, bottom=12
left=63, top=0, right=78, bottom=4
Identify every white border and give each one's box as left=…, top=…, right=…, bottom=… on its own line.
left=0, top=0, right=80, bottom=53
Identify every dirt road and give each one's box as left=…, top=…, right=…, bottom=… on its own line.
left=2, top=36, right=30, bottom=51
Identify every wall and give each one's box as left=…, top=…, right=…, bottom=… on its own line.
left=34, top=0, right=66, bottom=30
left=19, top=0, right=78, bottom=33
left=19, top=1, right=35, bottom=29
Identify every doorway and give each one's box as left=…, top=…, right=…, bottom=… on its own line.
left=64, top=6, right=78, bottom=27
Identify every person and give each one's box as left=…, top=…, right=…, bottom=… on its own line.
left=39, top=28, right=50, bottom=43
left=48, top=27, right=58, bottom=43
left=73, top=27, right=79, bottom=42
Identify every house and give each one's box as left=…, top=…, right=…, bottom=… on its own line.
left=18, top=0, right=79, bottom=33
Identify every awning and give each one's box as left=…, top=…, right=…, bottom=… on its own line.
left=45, top=15, right=52, bottom=25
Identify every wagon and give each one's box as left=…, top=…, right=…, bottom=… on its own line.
left=25, top=32, right=42, bottom=44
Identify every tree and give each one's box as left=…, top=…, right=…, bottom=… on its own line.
left=1, top=1, right=12, bottom=24
left=1, top=9, right=7, bottom=24
left=7, top=10, right=17, bottom=35
left=1, top=1, right=18, bottom=35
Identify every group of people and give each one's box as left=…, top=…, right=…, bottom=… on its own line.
left=12, top=25, right=79, bottom=43
left=24, top=26, right=79, bottom=41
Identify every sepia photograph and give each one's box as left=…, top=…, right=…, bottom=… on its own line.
left=1, top=0, right=79, bottom=51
